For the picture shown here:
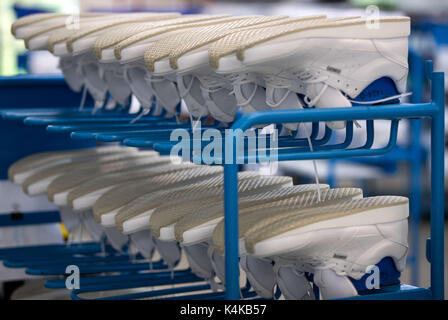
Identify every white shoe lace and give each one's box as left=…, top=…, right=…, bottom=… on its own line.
left=198, top=74, right=228, bottom=93
left=79, top=85, right=87, bottom=111
left=130, top=107, right=150, bottom=124
left=294, top=69, right=362, bottom=128
left=226, top=73, right=259, bottom=107
left=178, top=75, right=195, bottom=98
left=264, top=75, right=293, bottom=108
left=145, top=74, right=166, bottom=84
left=347, top=92, right=412, bottom=105
left=292, top=69, right=330, bottom=108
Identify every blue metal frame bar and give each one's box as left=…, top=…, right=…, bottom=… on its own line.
left=0, top=210, right=60, bottom=227
left=0, top=242, right=116, bottom=260
left=72, top=283, right=212, bottom=300
left=26, top=259, right=167, bottom=276
left=3, top=252, right=136, bottom=268
left=45, top=268, right=195, bottom=289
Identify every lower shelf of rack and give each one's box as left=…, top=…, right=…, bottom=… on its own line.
left=341, top=284, right=432, bottom=300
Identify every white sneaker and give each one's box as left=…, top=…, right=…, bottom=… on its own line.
left=8, top=146, right=126, bottom=183
left=116, top=16, right=246, bottom=116
left=66, top=14, right=179, bottom=108
left=246, top=196, right=409, bottom=299
left=172, top=184, right=328, bottom=289
left=154, top=16, right=322, bottom=123
left=137, top=16, right=286, bottom=119
left=120, top=174, right=287, bottom=282
left=94, top=15, right=222, bottom=110
left=21, top=151, right=157, bottom=196
left=114, top=171, right=262, bottom=233
left=210, top=187, right=362, bottom=298
left=148, top=16, right=292, bottom=123
left=66, top=162, right=195, bottom=211
left=93, top=166, right=223, bottom=226
left=207, top=15, right=327, bottom=126
left=149, top=176, right=292, bottom=241
left=210, top=17, right=410, bottom=130
left=17, top=13, right=177, bottom=108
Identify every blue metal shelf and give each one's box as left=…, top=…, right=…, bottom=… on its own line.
left=0, top=62, right=444, bottom=300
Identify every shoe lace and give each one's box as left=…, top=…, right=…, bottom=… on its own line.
left=198, top=74, right=227, bottom=93
left=178, top=75, right=195, bottom=98
left=145, top=74, right=166, bottom=83
left=264, top=75, right=293, bottom=108
left=292, top=69, right=330, bottom=108
left=226, top=73, right=259, bottom=107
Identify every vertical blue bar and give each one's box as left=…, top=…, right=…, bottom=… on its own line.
left=430, top=71, right=445, bottom=300
left=224, top=163, right=240, bottom=300
left=409, top=118, right=422, bottom=285
left=409, top=51, right=424, bottom=285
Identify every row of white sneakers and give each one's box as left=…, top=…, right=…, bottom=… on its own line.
left=12, top=12, right=410, bottom=131
left=8, top=148, right=409, bottom=299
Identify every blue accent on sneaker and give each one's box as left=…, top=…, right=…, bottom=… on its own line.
left=351, top=77, right=400, bottom=106
left=349, top=257, right=401, bottom=295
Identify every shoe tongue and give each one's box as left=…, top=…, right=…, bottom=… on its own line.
left=154, top=238, right=181, bottom=269
left=265, top=87, right=302, bottom=131
left=275, top=265, right=314, bottom=300
left=103, top=69, right=132, bottom=107
left=204, top=87, right=239, bottom=123
left=124, top=66, right=154, bottom=109
left=81, top=62, right=108, bottom=103
left=266, top=87, right=301, bottom=110
left=178, top=75, right=209, bottom=119
left=149, top=78, right=181, bottom=115
left=235, top=82, right=270, bottom=114
left=306, top=84, right=352, bottom=130
left=240, top=256, right=277, bottom=299
left=60, top=62, right=84, bottom=92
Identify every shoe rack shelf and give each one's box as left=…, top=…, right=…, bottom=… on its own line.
left=213, top=61, right=444, bottom=300
left=0, top=61, right=444, bottom=300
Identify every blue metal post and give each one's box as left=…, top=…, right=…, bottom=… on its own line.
left=409, top=118, right=422, bottom=285
left=223, top=150, right=240, bottom=299
left=409, top=51, right=424, bottom=285
left=430, top=71, right=445, bottom=300
left=224, top=163, right=240, bottom=299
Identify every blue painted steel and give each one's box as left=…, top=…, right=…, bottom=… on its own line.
left=223, top=163, right=239, bottom=300
left=407, top=50, right=425, bottom=286
left=0, top=75, right=93, bottom=109
left=46, top=122, right=182, bottom=133
left=0, top=108, right=93, bottom=120
left=0, top=210, right=60, bottom=227
left=23, top=115, right=168, bottom=125
left=72, top=283, right=212, bottom=300
left=3, top=253, right=136, bottom=268
left=429, top=69, right=445, bottom=300
left=27, top=260, right=167, bottom=276
left=0, top=242, right=115, bottom=260
left=0, top=75, right=96, bottom=227
left=45, top=269, right=194, bottom=289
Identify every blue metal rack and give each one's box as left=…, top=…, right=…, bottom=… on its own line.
left=0, top=75, right=95, bottom=228
left=217, top=62, right=444, bottom=300
left=0, top=62, right=444, bottom=300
